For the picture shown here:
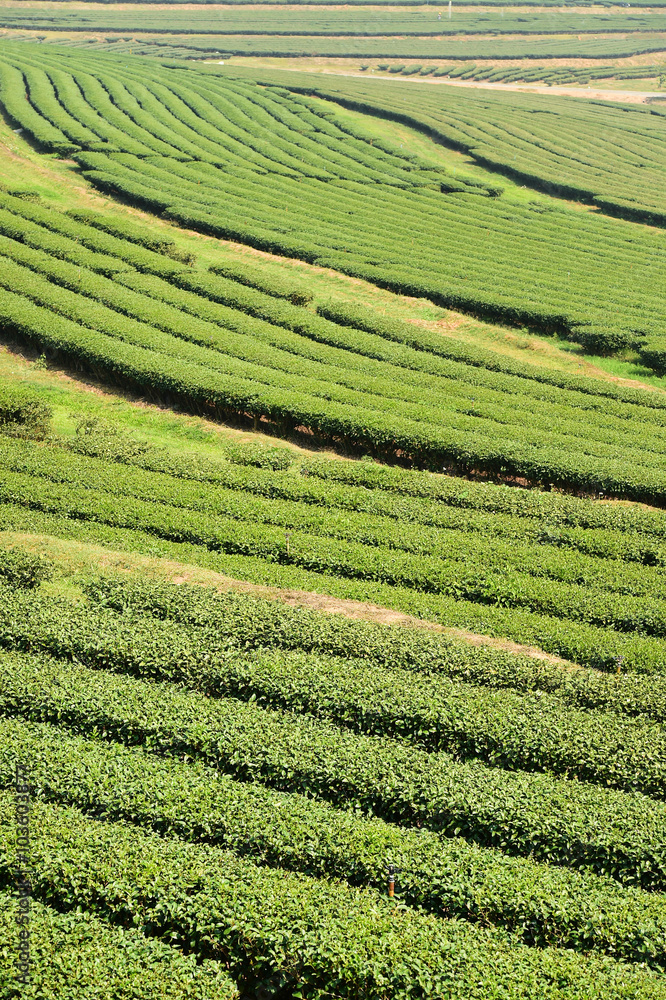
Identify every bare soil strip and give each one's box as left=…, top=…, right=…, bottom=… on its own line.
left=260, top=64, right=666, bottom=102
left=2, top=530, right=574, bottom=668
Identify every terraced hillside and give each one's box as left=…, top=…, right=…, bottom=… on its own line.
left=3, top=183, right=666, bottom=501
left=6, top=28, right=666, bottom=61
left=5, top=0, right=666, bottom=75
left=1, top=44, right=665, bottom=366
left=248, top=68, right=666, bottom=224
left=1, top=18, right=666, bottom=998
left=2, top=369, right=666, bottom=997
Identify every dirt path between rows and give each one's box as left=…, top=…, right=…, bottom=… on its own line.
left=265, top=66, right=666, bottom=103
left=411, top=77, right=666, bottom=103
left=5, top=529, right=574, bottom=669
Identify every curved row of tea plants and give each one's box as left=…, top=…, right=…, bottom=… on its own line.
left=255, top=67, right=666, bottom=227
left=1, top=584, right=665, bottom=796
left=86, top=576, right=666, bottom=723
left=4, top=7, right=665, bottom=37
left=0, top=887, right=239, bottom=1000
left=1, top=185, right=666, bottom=498
left=3, top=648, right=666, bottom=889
left=1, top=45, right=665, bottom=365
left=4, top=790, right=666, bottom=1000
left=4, top=712, right=666, bottom=968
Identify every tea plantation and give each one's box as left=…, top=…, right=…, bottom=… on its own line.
left=2, top=369, right=666, bottom=996
left=1, top=24, right=666, bottom=1000
left=1, top=45, right=666, bottom=364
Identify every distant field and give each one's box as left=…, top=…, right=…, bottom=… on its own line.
left=4, top=3, right=666, bottom=62
left=1, top=45, right=665, bottom=363
left=4, top=30, right=666, bottom=61
left=3, top=7, right=666, bottom=36
left=20, top=31, right=666, bottom=84
left=13, top=30, right=666, bottom=60
left=19, top=0, right=666, bottom=5
left=246, top=68, right=666, bottom=223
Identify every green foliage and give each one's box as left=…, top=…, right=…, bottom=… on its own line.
left=71, top=416, right=155, bottom=463
left=0, top=384, right=51, bottom=440
left=0, top=890, right=239, bottom=1000
left=0, top=547, right=52, bottom=589
left=7, top=431, right=666, bottom=673
left=66, top=207, right=179, bottom=256
left=3, top=582, right=666, bottom=797
left=1, top=45, right=665, bottom=372
left=6, top=793, right=666, bottom=1000
left=314, top=299, right=656, bottom=406
left=639, top=344, right=666, bottom=376
left=3, top=649, right=666, bottom=890
left=221, top=440, right=295, bottom=470
left=273, top=69, right=666, bottom=229
left=86, top=577, right=666, bottom=724
left=4, top=194, right=666, bottom=500
left=209, top=259, right=313, bottom=305
left=6, top=189, right=42, bottom=204
left=4, top=714, right=666, bottom=969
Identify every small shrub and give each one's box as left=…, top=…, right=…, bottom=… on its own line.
left=0, top=385, right=52, bottom=439
left=167, top=248, right=197, bottom=266
left=9, top=189, right=42, bottom=203
left=0, top=547, right=53, bottom=589
left=224, top=441, right=294, bottom=471
left=71, top=417, right=154, bottom=463
left=288, top=290, right=312, bottom=306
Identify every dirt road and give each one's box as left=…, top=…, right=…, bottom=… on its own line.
left=239, top=62, right=666, bottom=104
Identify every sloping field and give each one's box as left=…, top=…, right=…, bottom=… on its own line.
left=3, top=375, right=666, bottom=996
left=2, top=22, right=666, bottom=997
left=2, top=183, right=666, bottom=501
left=9, top=417, right=666, bottom=669
left=259, top=69, right=666, bottom=222
left=0, top=44, right=665, bottom=364
left=3, top=389, right=666, bottom=995
left=6, top=29, right=666, bottom=60
left=3, top=7, right=666, bottom=36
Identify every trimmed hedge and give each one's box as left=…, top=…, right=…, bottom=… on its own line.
left=209, top=258, right=313, bottom=305
left=0, top=547, right=51, bottom=589
left=66, top=207, right=180, bottom=256
left=2, top=794, right=666, bottom=999
left=1, top=584, right=664, bottom=798
left=2, top=650, right=666, bottom=890
left=0, top=890, right=239, bottom=1000
left=4, top=714, right=666, bottom=968
left=0, top=384, right=51, bottom=439
left=88, top=577, right=666, bottom=724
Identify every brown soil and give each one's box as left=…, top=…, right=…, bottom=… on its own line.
left=416, top=77, right=666, bottom=103
left=265, top=63, right=666, bottom=103
left=6, top=530, right=575, bottom=669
